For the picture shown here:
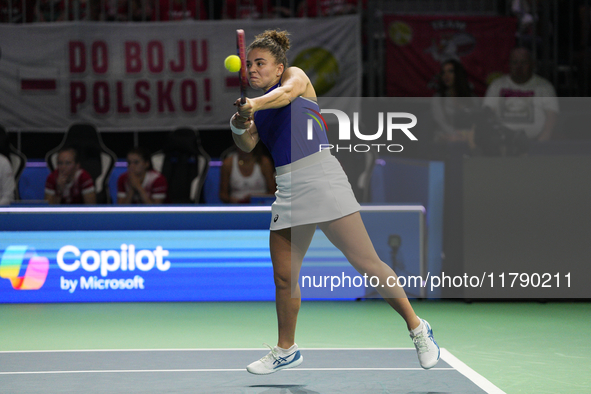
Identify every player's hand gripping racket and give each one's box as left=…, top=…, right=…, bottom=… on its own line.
left=236, top=29, right=247, bottom=106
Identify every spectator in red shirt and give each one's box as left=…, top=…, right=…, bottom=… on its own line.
left=35, top=0, right=94, bottom=21
left=222, top=0, right=275, bottom=19
left=103, top=0, right=153, bottom=21
left=45, top=147, right=96, bottom=205
left=117, top=147, right=168, bottom=204
left=154, top=0, right=207, bottom=21
left=297, top=0, right=363, bottom=17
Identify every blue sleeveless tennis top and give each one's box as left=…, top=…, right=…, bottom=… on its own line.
left=253, top=82, right=329, bottom=167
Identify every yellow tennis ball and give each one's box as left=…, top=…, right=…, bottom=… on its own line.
left=224, top=55, right=242, bottom=72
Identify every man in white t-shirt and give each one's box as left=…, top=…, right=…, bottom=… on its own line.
left=483, top=47, right=559, bottom=141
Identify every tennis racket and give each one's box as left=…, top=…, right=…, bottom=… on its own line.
left=236, top=29, right=247, bottom=105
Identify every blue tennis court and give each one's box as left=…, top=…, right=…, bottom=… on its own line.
left=0, top=348, right=503, bottom=394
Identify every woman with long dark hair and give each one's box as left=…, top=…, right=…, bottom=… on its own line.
left=432, top=59, right=477, bottom=146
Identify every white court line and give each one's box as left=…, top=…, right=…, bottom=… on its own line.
left=0, top=347, right=418, bottom=354
left=0, top=367, right=454, bottom=375
left=440, top=348, right=506, bottom=394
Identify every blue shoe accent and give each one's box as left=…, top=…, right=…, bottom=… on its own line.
left=246, top=344, right=304, bottom=375
left=423, top=319, right=441, bottom=359
left=411, top=318, right=440, bottom=369
left=273, top=350, right=301, bottom=369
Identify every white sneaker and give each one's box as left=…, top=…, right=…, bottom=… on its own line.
left=246, top=343, right=303, bottom=375
left=410, top=318, right=440, bottom=369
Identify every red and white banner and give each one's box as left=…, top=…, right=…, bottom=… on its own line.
left=384, top=15, right=517, bottom=97
left=0, top=16, right=360, bottom=131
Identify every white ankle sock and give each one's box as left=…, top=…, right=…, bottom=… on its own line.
left=410, top=320, right=424, bottom=336
left=276, top=344, right=297, bottom=354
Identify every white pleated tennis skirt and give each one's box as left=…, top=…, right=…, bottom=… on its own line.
left=270, top=149, right=361, bottom=231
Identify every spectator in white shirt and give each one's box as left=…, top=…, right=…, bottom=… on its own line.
left=483, top=47, right=559, bottom=141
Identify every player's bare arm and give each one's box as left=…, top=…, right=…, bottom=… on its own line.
left=231, top=110, right=259, bottom=153
left=240, top=67, right=312, bottom=119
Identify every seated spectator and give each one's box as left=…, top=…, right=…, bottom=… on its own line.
left=0, top=153, right=15, bottom=205
left=154, top=0, right=207, bottom=21
left=298, top=0, right=362, bottom=18
left=45, top=147, right=96, bottom=204
left=35, top=0, right=65, bottom=22
left=1, top=0, right=35, bottom=22
left=219, top=145, right=275, bottom=204
left=117, top=147, right=168, bottom=204
left=483, top=47, right=559, bottom=142
left=35, top=0, right=93, bottom=21
left=431, top=59, right=478, bottom=148
left=511, top=0, right=540, bottom=49
left=222, top=0, right=275, bottom=19
left=273, top=0, right=295, bottom=18
left=103, top=0, right=153, bottom=21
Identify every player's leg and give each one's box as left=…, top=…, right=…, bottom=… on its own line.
left=246, top=223, right=316, bottom=375
left=318, top=212, right=440, bottom=369
left=318, top=212, right=417, bottom=325
left=270, top=224, right=316, bottom=349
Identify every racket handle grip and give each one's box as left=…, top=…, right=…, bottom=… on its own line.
left=240, top=97, right=246, bottom=106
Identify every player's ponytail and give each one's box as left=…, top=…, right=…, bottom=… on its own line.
left=248, top=29, right=290, bottom=69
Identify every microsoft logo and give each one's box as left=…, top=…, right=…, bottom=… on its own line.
left=0, top=246, right=49, bottom=290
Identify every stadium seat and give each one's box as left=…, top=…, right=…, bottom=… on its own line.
left=151, top=127, right=211, bottom=204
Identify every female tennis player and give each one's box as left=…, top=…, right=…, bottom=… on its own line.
left=230, top=29, right=439, bottom=375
